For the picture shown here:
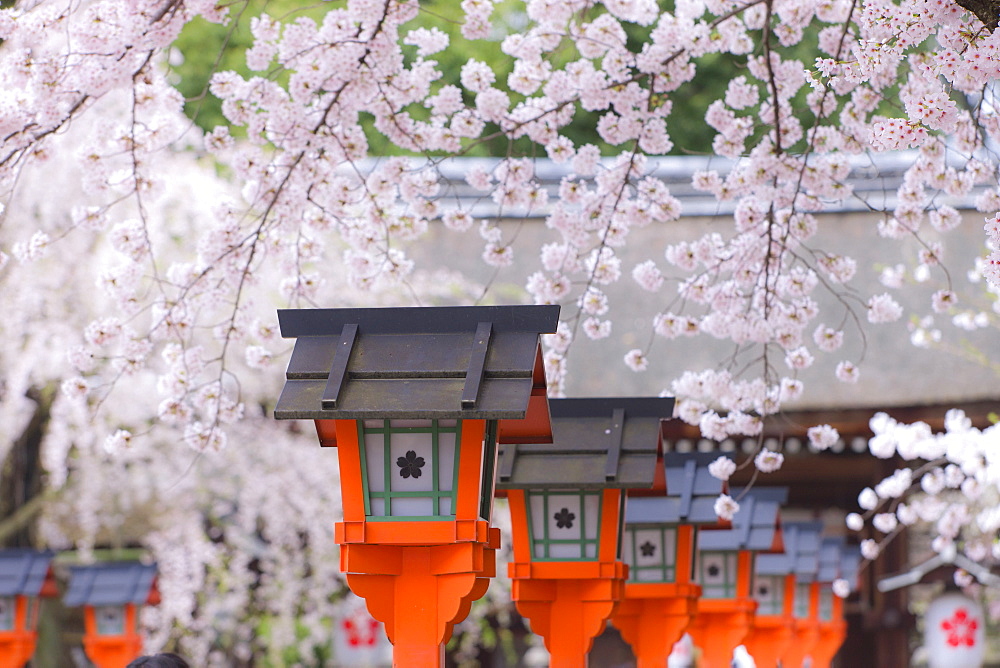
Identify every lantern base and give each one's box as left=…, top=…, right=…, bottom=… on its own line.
left=341, top=529, right=499, bottom=667
left=687, top=597, right=756, bottom=668
left=509, top=561, right=627, bottom=668
left=82, top=635, right=144, bottom=668
left=0, top=631, right=37, bottom=668
left=611, top=582, right=700, bottom=668
left=742, top=614, right=795, bottom=668
left=782, top=618, right=821, bottom=668
left=809, top=620, right=847, bottom=668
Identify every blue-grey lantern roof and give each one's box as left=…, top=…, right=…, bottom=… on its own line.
left=0, top=549, right=54, bottom=597
left=756, top=522, right=823, bottom=581
left=698, top=487, right=787, bottom=552
left=274, top=305, right=559, bottom=419
left=840, top=545, right=861, bottom=591
left=495, top=397, right=675, bottom=489
left=63, top=563, right=157, bottom=607
left=624, top=452, right=733, bottom=526
left=818, top=537, right=845, bottom=583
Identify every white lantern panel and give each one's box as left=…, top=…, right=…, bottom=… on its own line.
left=819, top=587, right=833, bottom=621
left=390, top=497, right=435, bottom=516
left=633, top=529, right=664, bottom=567
left=364, top=433, right=386, bottom=493
left=794, top=582, right=811, bottom=618
left=754, top=574, right=784, bottom=615
left=96, top=605, right=125, bottom=635
left=390, top=431, right=435, bottom=493
left=699, top=551, right=737, bottom=598
left=529, top=493, right=548, bottom=557
left=583, top=493, right=600, bottom=541
left=545, top=494, right=583, bottom=540
left=363, top=420, right=461, bottom=519
left=624, top=526, right=678, bottom=582
left=436, top=430, right=457, bottom=494
left=0, top=595, right=14, bottom=630
left=528, top=491, right=602, bottom=560
left=924, top=592, right=986, bottom=668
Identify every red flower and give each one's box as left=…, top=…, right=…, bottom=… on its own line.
left=941, top=607, right=978, bottom=648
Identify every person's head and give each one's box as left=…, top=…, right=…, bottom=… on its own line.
left=126, top=653, right=190, bottom=668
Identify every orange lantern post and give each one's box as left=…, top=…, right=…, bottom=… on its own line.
left=687, top=487, right=785, bottom=668
left=0, top=550, right=56, bottom=668
left=808, top=539, right=859, bottom=668
left=774, top=522, right=825, bottom=668
left=273, top=305, right=558, bottom=667
left=611, top=452, right=732, bottom=668
left=63, top=562, right=159, bottom=668
left=496, top=397, right=675, bottom=668
left=744, top=521, right=822, bottom=668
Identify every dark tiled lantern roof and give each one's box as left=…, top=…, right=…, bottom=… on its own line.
left=699, top=487, right=788, bottom=552
left=625, top=452, right=734, bottom=525
left=0, top=549, right=54, bottom=597
left=273, top=305, right=560, bottom=420
left=494, top=397, right=675, bottom=489
left=756, top=521, right=824, bottom=581
left=63, top=563, right=157, bottom=607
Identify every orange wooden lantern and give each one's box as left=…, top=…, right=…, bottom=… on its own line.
left=63, top=562, right=159, bottom=668
left=745, top=521, right=822, bottom=668
left=611, top=452, right=731, bottom=668
left=0, top=550, right=57, bottom=668
left=687, top=487, right=785, bottom=668
left=497, top=398, right=674, bottom=666
left=808, top=539, right=859, bottom=668
left=274, top=306, right=558, bottom=666
left=496, top=397, right=674, bottom=668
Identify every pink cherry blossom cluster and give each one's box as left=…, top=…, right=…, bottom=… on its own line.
left=853, top=410, right=1000, bottom=590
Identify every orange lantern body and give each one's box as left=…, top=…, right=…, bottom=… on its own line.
left=745, top=521, right=823, bottom=668
left=274, top=306, right=559, bottom=667
left=0, top=550, right=56, bottom=668
left=64, top=562, right=159, bottom=668
left=688, top=487, right=785, bottom=668
left=613, top=452, right=732, bottom=668
left=497, top=398, right=674, bottom=668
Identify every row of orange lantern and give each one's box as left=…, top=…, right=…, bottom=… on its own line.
left=272, top=304, right=860, bottom=667
left=4, top=305, right=859, bottom=668
left=0, top=553, right=158, bottom=668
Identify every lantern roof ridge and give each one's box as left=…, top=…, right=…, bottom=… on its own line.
left=63, top=562, right=157, bottom=607
left=0, top=549, right=55, bottom=597
left=277, top=305, right=560, bottom=337
left=495, top=396, right=675, bottom=489
left=274, top=305, right=559, bottom=420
